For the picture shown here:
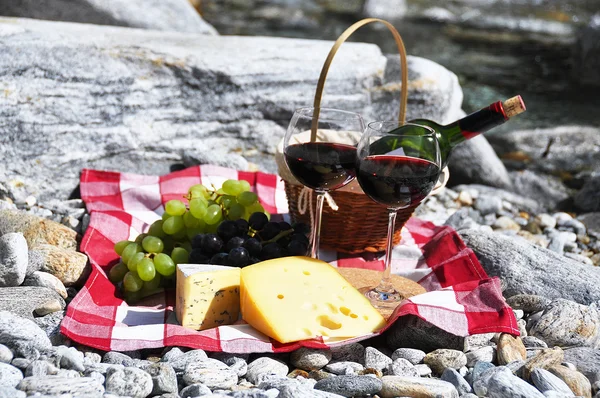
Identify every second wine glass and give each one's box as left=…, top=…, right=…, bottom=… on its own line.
left=283, top=107, right=365, bottom=258
left=355, top=122, right=442, bottom=310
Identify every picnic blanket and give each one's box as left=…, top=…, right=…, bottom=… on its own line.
left=61, top=165, right=519, bottom=353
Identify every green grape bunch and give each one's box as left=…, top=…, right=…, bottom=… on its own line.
left=108, top=179, right=268, bottom=304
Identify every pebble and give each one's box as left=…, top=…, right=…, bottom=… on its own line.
left=183, top=359, right=237, bottom=389
left=10, top=359, right=30, bottom=371
left=143, top=363, right=178, bottom=395
left=314, top=375, right=382, bottom=397
left=55, top=369, right=80, bottom=378
left=558, top=218, right=587, bottom=235
left=0, top=311, right=51, bottom=358
left=458, top=191, right=473, bottom=206
left=471, top=361, right=495, bottom=383
left=309, top=370, right=333, bottom=381
left=506, top=294, right=551, bottom=313
left=529, top=299, right=600, bottom=347
left=246, top=357, right=288, bottom=385
left=415, top=364, right=432, bottom=377
left=105, top=367, right=153, bottom=398
left=548, top=365, right=592, bottom=397
left=463, top=333, right=495, bottom=352
left=390, top=348, right=426, bottom=365
left=523, top=347, right=565, bottom=380
left=531, top=368, right=574, bottom=395
left=506, top=360, right=526, bottom=376
left=441, top=368, right=472, bottom=395
left=324, top=361, right=364, bottom=375
left=330, top=344, right=365, bottom=364
left=522, top=336, right=548, bottom=349
left=496, top=334, right=526, bottom=365
left=22, top=272, right=68, bottom=300
left=466, top=346, right=495, bottom=366
left=16, top=376, right=104, bottom=396
left=387, top=358, right=419, bottom=377
left=474, top=195, right=503, bottom=216
left=536, top=214, right=557, bottom=230
left=0, top=363, right=23, bottom=388
left=0, top=233, right=28, bottom=287
left=56, top=346, right=85, bottom=372
left=364, top=347, right=392, bottom=371
left=83, top=351, right=102, bottom=365
left=290, top=348, right=331, bottom=371
left=0, top=386, right=26, bottom=398
left=179, top=383, right=212, bottom=398
left=87, top=371, right=104, bottom=385
left=423, top=349, right=467, bottom=374
left=380, top=376, right=459, bottom=398
left=486, top=370, right=545, bottom=397
left=25, top=360, right=56, bottom=377
left=163, top=349, right=208, bottom=373
left=493, top=216, right=521, bottom=231
left=102, top=351, right=136, bottom=367
left=473, top=366, right=512, bottom=397
left=0, top=345, right=12, bottom=364
left=564, top=252, right=595, bottom=265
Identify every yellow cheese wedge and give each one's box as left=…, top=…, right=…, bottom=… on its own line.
left=176, top=264, right=241, bottom=331
left=240, top=256, right=386, bottom=343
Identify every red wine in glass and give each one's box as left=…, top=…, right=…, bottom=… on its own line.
left=356, top=155, right=440, bottom=209
left=284, top=142, right=357, bottom=191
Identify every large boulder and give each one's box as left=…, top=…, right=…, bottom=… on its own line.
left=575, top=14, right=600, bottom=86
left=0, top=0, right=217, bottom=35
left=459, top=229, right=600, bottom=305
left=0, top=17, right=463, bottom=201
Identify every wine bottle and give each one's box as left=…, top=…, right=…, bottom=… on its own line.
left=397, top=96, right=526, bottom=167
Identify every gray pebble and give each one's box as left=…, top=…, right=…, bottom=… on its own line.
left=0, top=386, right=26, bottom=398
left=0, top=233, right=28, bottom=287
left=558, top=218, right=587, bottom=235
left=531, top=368, right=574, bottom=395
left=180, top=383, right=212, bottom=398
left=415, top=364, right=432, bottom=377
left=522, top=336, right=548, bottom=349
left=460, top=394, right=479, bottom=398
left=88, top=371, right=104, bottom=385
left=16, top=376, right=104, bottom=396
left=387, top=358, right=419, bottom=377
left=246, top=357, right=288, bottom=385
left=364, top=347, right=392, bottom=371
left=314, top=375, right=382, bottom=397
left=83, top=363, right=124, bottom=375
left=55, top=369, right=80, bottom=378
left=163, top=349, right=208, bottom=373
left=441, top=368, right=472, bottom=395
left=463, top=333, right=495, bottom=352
left=507, top=294, right=551, bottom=314
left=259, top=376, right=345, bottom=398
left=0, top=363, right=23, bottom=388
left=466, top=346, right=495, bottom=367
left=473, top=366, right=512, bottom=397
left=102, top=352, right=136, bottom=367
left=536, top=214, right=556, bottom=230
left=25, top=360, right=57, bottom=377
left=486, top=370, right=545, bottom=397
left=56, top=346, right=85, bottom=372
left=105, top=367, right=153, bottom=398
left=161, top=347, right=185, bottom=363
left=34, top=311, right=66, bottom=346
left=208, top=353, right=248, bottom=377
left=324, top=361, right=364, bottom=375
left=474, top=195, right=503, bottom=215
left=0, top=311, right=51, bottom=358
left=0, top=346, right=12, bottom=364
left=22, top=271, right=68, bottom=299
left=183, top=359, right=237, bottom=389
left=380, top=376, right=460, bottom=397
left=144, top=363, right=178, bottom=395
left=83, top=352, right=102, bottom=365
left=330, top=344, right=365, bottom=364
left=505, top=360, right=526, bottom=376
left=290, top=348, right=332, bottom=371
left=391, top=348, right=426, bottom=365
left=10, top=359, right=30, bottom=371
left=424, top=349, right=467, bottom=374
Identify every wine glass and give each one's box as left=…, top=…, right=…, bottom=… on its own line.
left=355, top=122, right=442, bottom=310
left=283, top=107, right=365, bottom=258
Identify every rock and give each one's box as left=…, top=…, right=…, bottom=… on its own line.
left=466, top=346, right=495, bottom=366
left=162, top=349, right=208, bottom=373
left=441, top=368, right=472, bottom=395
left=246, top=358, right=289, bottom=385
left=414, top=364, right=432, bottom=377
left=0, top=233, right=28, bottom=287
left=549, top=365, right=592, bottom=398
left=143, top=363, right=178, bottom=395
left=579, top=213, right=600, bottom=236
left=0, top=287, right=65, bottom=319
left=486, top=370, right=546, bottom=398
left=493, top=216, right=521, bottom=231
left=290, top=348, right=332, bottom=371
left=314, top=375, right=382, bottom=397
left=33, top=311, right=66, bottom=346
left=509, top=170, right=572, bottom=212
left=0, top=311, right=51, bottom=357
left=0, top=386, right=26, bottom=398
left=497, top=334, right=527, bottom=365
left=330, top=344, right=365, bottom=365
left=563, top=347, right=600, bottom=382
left=506, top=294, right=551, bottom=313
left=386, top=315, right=464, bottom=352
left=0, top=0, right=217, bottom=35
left=390, top=348, right=426, bottom=365
left=473, top=366, right=512, bottom=396
left=55, top=346, right=84, bottom=372
left=179, top=383, right=212, bottom=398
left=84, top=363, right=124, bottom=376
left=324, top=362, right=364, bottom=375
left=34, top=245, right=89, bottom=287
left=183, top=359, right=237, bottom=389
left=0, top=211, right=78, bottom=250
left=380, top=376, right=459, bottom=398
left=160, top=347, right=185, bottom=363
left=363, top=0, right=407, bottom=19
left=17, top=376, right=104, bottom=396
left=530, top=299, right=600, bottom=348
left=522, top=336, right=548, bottom=349
left=102, top=352, right=136, bottom=367
left=576, top=15, right=600, bottom=87
left=0, top=346, right=12, bottom=364
left=0, top=363, right=23, bottom=388
left=423, top=349, right=467, bottom=374
left=448, top=136, right=513, bottom=190
left=474, top=195, right=503, bottom=216
left=531, top=368, right=574, bottom=395
left=454, top=184, right=541, bottom=214
left=387, top=358, right=419, bottom=377
left=0, top=15, right=463, bottom=201
left=22, top=272, right=68, bottom=299
left=536, top=214, right=557, bottom=230
left=105, top=367, right=153, bottom=398
left=523, top=347, right=564, bottom=380
left=25, top=360, right=55, bottom=377
left=182, top=150, right=249, bottom=171
left=575, top=175, right=600, bottom=212
left=259, top=375, right=344, bottom=398
left=459, top=229, right=600, bottom=304
left=364, top=347, right=392, bottom=372
left=471, top=361, right=496, bottom=384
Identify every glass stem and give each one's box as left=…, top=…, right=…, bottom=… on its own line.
left=310, top=191, right=326, bottom=259
left=376, top=209, right=397, bottom=293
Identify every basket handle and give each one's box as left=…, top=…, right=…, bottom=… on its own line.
left=311, top=18, right=409, bottom=142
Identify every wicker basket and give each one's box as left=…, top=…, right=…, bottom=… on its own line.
left=279, top=18, right=447, bottom=254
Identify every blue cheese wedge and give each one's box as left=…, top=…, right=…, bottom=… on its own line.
left=176, top=264, right=241, bottom=331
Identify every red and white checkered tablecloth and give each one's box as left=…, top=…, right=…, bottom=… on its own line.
left=61, top=165, right=518, bottom=353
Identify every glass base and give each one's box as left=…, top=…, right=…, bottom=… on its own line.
left=360, top=287, right=405, bottom=310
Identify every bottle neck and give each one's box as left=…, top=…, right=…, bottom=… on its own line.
left=447, top=101, right=508, bottom=145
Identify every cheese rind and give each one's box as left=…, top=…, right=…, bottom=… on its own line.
left=240, top=256, right=386, bottom=343
left=176, top=264, right=241, bottom=331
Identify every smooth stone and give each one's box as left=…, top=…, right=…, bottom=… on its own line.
left=0, top=363, right=22, bottom=388
left=493, top=216, right=521, bottom=231
left=16, top=376, right=104, bottom=396
left=522, top=336, right=549, bottom=349
left=24, top=360, right=57, bottom=377
left=163, top=349, right=208, bottom=374
left=459, top=229, right=600, bottom=304
left=531, top=368, right=575, bottom=395
left=530, top=299, right=600, bottom=348
left=487, top=371, right=546, bottom=398
left=22, top=271, right=68, bottom=299
left=380, top=376, right=459, bottom=398
left=324, top=362, right=364, bottom=375
left=473, top=366, right=513, bottom=397
left=0, top=386, right=26, bottom=398
left=471, top=361, right=495, bottom=383
left=463, top=333, right=495, bottom=352
left=222, top=356, right=247, bottom=378
left=10, top=359, right=30, bottom=371
left=0, top=345, right=13, bottom=364
left=183, top=359, right=237, bottom=389
left=314, top=375, right=382, bottom=397
left=441, top=368, right=472, bottom=395
left=575, top=176, right=600, bottom=213
left=364, top=347, right=392, bottom=372
left=0, top=233, right=27, bottom=287
left=473, top=195, right=504, bottom=216
left=105, top=367, right=153, bottom=398
left=454, top=185, right=540, bottom=214
left=386, top=315, right=465, bottom=352
left=143, top=363, right=178, bottom=395
left=290, top=348, right=332, bottom=371
left=0, top=311, right=51, bottom=357
left=497, top=334, right=527, bottom=365
left=34, top=311, right=66, bottom=346
left=466, top=346, right=495, bottom=367
left=507, top=294, right=552, bottom=313
left=55, top=346, right=84, bottom=372
left=424, top=349, right=467, bottom=374
left=549, top=365, right=592, bottom=398
left=537, top=214, right=557, bottom=230
left=34, top=244, right=90, bottom=287
left=309, top=370, right=334, bottom=381
left=563, top=347, right=600, bottom=381
left=102, top=352, right=136, bottom=367
left=258, top=375, right=345, bottom=398
left=415, top=364, right=432, bottom=377
left=0, top=211, right=78, bottom=250
left=179, top=383, right=212, bottom=398
left=245, top=357, right=288, bottom=385
left=391, top=348, right=426, bottom=365
left=509, top=170, right=572, bottom=212
left=330, top=344, right=365, bottom=365
left=523, top=347, right=565, bottom=380
left=160, top=347, right=185, bottom=363
left=564, top=252, right=595, bottom=265
left=387, top=358, right=419, bottom=377
left=55, top=369, right=80, bottom=378
left=506, top=359, right=526, bottom=377
left=558, top=218, right=588, bottom=235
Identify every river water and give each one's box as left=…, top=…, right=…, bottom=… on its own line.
left=201, top=1, right=600, bottom=134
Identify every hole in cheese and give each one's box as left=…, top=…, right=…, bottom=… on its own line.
left=339, top=306, right=351, bottom=316
left=326, top=303, right=338, bottom=313
left=363, top=315, right=369, bottom=320
left=336, top=295, right=345, bottom=301
left=350, top=314, right=358, bottom=319
left=303, top=271, right=311, bottom=276
left=317, top=315, right=342, bottom=330
left=277, top=294, right=284, bottom=299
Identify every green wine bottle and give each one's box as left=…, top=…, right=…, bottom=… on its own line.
left=407, top=95, right=526, bottom=167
